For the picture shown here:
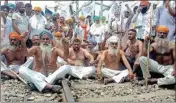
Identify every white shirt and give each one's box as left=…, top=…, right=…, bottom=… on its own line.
left=132, top=9, right=151, bottom=39
left=29, top=14, right=47, bottom=39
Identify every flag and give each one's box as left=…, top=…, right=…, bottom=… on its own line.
left=45, top=7, right=53, bottom=16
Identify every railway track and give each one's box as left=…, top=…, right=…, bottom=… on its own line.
left=61, top=79, right=175, bottom=102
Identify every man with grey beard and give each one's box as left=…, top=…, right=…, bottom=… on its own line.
left=19, top=30, right=69, bottom=92
left=97, top=36, right=134, bottom=85
left=1, top=31, right=32, bottom=79
left=139, top=25, right=175, bottom=86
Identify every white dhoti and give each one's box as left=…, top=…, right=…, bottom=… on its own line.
left=102, top=68, right=129, bottom=83
left=19, top=66, right=47, bottom=92
left=139, top=56, right=175, bottom=86
left=45, top=65, right=96, bottom=84
left=57, top=56, right=67, bottom=65
left=19, top=64, right=96, bottom=92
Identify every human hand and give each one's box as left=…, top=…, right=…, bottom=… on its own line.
left=21, top=31, right=29, bottom=42
left=62, top=38, right=69, bottom=45
left=128, top=71, right=134, bottom=80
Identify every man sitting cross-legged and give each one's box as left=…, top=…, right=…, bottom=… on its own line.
left=123, top=29, right=143, bottom=79
left=45, top=38, right=96, bottom=84
left=97, top=36, right=134, bottom=85
left=1, top=32, right=32, bottom=79
left=19, top=30, right=69, bottom=92
left=139, top=25, right=175, bottom=86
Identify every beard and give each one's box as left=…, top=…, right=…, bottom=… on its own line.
left=35, top=14, right=41, bottom=19
left=40, top=43, right=53, bottom=62
left=8, top=44, right=17, bottom=52
left=108, top=46, right=118, bottom=55
left=155, top=36, right=169, bottom=54
left=73, top=47, right=80, bottom=52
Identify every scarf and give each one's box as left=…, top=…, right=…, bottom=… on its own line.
left=81, top=24, right=88, bottom=40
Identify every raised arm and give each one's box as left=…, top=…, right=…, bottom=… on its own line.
left=56, top=38, right=69, bottom=61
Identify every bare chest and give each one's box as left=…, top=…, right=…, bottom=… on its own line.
left=69, top=51, right=85, bottom=60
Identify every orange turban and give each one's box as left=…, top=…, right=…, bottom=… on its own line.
left=157, top=25, right=169, bottom=33
left=9, top=32, right=22, bottom=41
left=34, top=6, right=42, bottom=11
left=140, top=0, right=149, bottom=6
left=54, top=32, right=62, bottom=37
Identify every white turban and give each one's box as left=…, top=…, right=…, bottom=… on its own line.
left=107, top=36, right=119, bottom=44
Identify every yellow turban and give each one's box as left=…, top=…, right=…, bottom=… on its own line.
left=66, top=18, right=73, bottom=24
left=79, top=16, right=85, bottom=21
left=9, top=32, right=22, bottom=41
left=34, top=6, right=42, bottom=11
left=157, top=25, right=169, bottom=33
left=54, top=32, right=62, bottom=37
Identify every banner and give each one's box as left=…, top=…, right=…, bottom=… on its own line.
left=45, top=7, right=53, bottom=16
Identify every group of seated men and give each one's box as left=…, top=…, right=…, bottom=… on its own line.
left=1, top=24, right=175, bottom=93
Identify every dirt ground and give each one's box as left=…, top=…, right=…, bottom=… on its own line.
left=1, top=76, right=175, bottom=102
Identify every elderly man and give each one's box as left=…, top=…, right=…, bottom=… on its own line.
left=131, top=0, right=151, bottom=42
left=139, top=25, right=175, bottom=86
left=29, top=6, right=47, bottom=39
left=97, top=36, right=134, bottom=85
left=123, top=29, right=143, bottom=79
left=45, top=38, right=96, bottom=84
left=12, top=2, right=29, bottom=35
left=1, top=32, right=31, bottom=79
left=19, top=30, right=69, bottom=92
left=53, top=31, right=63, bottom=48
left=155, top=0, right=175, bottom=41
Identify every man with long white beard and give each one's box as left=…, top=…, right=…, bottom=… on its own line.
left=19, top=30, right=69, bottom=92
left=44, top=38, right=96, bottom=83
left=53, top=31, right=67, bottom=65
left=1, top=32, right=32, bottom=79
left=139, top=25, right=175, bottom=86
left=29, top=6, right=47, bottom=39
left=97, top=36, right=134, bottom=85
